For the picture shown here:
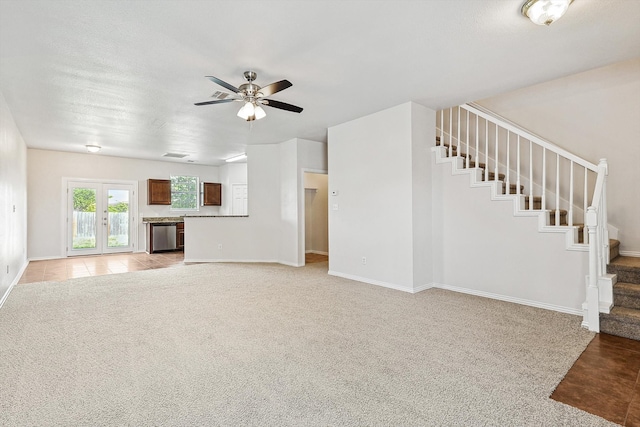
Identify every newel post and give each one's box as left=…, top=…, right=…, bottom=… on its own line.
left=586, top=206, right=600, bottom=332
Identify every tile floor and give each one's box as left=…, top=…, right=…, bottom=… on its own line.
left=16, top=251, right=638, bottom=425
left=552, top=333, right=640, bottom=426
left=18, top=251, right=187, bottom=284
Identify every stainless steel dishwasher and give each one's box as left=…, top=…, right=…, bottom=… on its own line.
left=152, top=223, right=177, bottom=252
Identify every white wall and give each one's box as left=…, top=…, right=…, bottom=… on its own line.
left=304, top=173, right=328, bottom=255
left=431, top=155, right=589, bottom=313
left=0, top=92, right=28, bottom=305
left=218, top=162, right=247, bottom=216
left=27, top=149, right=221, bottom=258
left=328, top=102, right=435, bottom=292
left=185, top=139, right=327, bottom=267
left=477, top=58, right=640, bottom=255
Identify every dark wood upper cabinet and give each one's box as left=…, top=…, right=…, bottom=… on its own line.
left=148, top=179, right=171, bottom=205
left=202, top=182, right=222, bottom=206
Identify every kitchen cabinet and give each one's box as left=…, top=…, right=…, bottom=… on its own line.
left=177, top=222, right=185, bottom=250
left=202, top=182, right=222, bottom=206
left=148, top=179, right=171, bottom=205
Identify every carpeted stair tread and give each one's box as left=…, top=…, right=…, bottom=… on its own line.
left=600, top=307, right=640, bottom=341
left=481, top=171, right=506, bottom=181
left=502, top=183, right=525, bottom=194
left=609, top=239, right=621, bottom=261
left=607, top=256, right=640, bottom=284
left=613, top=282, right=640, bottom=310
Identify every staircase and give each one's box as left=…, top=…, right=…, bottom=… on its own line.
left=434, top=103, right=616, bottom=334
left=601, top=251, right=640, bottom=340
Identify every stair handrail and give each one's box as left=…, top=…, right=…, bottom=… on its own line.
left=464, top=103, right=598, bottom=172
left=439, top=103, right=610, bottom=332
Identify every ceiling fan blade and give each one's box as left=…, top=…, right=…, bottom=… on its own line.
left=206, top=75, right=240, bottom=93
left=261, top=99, right=303, bottom=113
left=258, top=80, right=292, bottom=97
left=194, top=98, right=237, bottom=106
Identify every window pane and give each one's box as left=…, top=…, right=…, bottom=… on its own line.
left=72, top=188, right=97, bottom=249
left=171, top=176, right=198, bottom=210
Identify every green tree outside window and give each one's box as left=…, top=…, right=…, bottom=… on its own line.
left=171, top=175, right=199, bottom=210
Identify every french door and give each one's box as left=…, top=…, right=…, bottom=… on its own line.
left=66, top=181, right=136, bottom=256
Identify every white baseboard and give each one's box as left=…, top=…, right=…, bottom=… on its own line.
left=28, top=255, right=65, bottom=261
left=305, top=250, right=329, bottom=256
left=431, top=283, right=583, bottom=316
left=619, top=250, right=640, bottom=257
left=327, top=270, right=433, bottom=294
left=184, top=258, right=280, bottom=264
left=0, top=260, right=29, bottom=309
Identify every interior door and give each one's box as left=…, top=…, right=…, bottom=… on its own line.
left=232, top=184, right=248, bottom=215
left=67, top=181, right=135, bottom=256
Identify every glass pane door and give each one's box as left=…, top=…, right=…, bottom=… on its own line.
left=68, top=182, right=102, bottom=256
left=103, top=185, right=133, bottom=253
left=67, top=181, right=135, bottom=256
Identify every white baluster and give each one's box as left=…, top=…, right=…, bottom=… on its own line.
left=485, top=121, right=489, bottom=181
left=465, top=109, right=469, bottom=168
left=449, top=107, right=453, bottom=157
left=475, top=114, right=479, bottom=167
left=494, top=124, right=499, bottom=183
left=506, top=131, right=510, bottom=193
left=457, top=107, right=460, bottom=159
left=440, top=109, right=444, bottom=145
left=529, top=140, right=533, bottom=201
left=555, top=153, right=560, bottom=227
left=542, top=148, right=546, bottom=211
left=584, top=168, right=588, bottom=244
left=516, top=135, right=521, bottom=193
left=569, top=161, right=574, bottom=227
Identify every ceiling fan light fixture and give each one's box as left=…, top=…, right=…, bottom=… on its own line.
left=86, top=144, right=101, bottom=153
left=522, top=0, right=573, bottom=26
left=254, top=105, right=266, bottom=120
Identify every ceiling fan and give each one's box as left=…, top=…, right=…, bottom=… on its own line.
left=195, top=71, right=303, bottom=121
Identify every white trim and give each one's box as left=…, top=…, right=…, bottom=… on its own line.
left=432, top=283, right=583, bottom=316
left=0, top=260, right=29, bottom=309
left=183, top=258, right=280, bottom=264
left=62, top=177, right=139, bottom=257
left=305, top=250, right=329, bottom=255
left=328, top=270, right=430, bottom=294
left=620, top=250, right=640, bottom=258
left=28, top=256, right=66, bottom=261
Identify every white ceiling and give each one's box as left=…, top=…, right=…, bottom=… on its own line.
left=1, top=0, right=639, bottom=166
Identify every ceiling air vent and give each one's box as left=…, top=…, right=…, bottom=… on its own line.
left=212, top=91, right=231, bottom=100
left=162, top=153, right=188, bottom=159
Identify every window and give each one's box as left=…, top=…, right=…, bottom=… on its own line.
left=170, top=175, right=199, bottom=210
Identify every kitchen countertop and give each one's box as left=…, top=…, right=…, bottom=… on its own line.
left=142, top=215, right=248, bottom=223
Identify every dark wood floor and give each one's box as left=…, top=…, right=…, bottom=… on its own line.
left=552, top=333, right=640, bottom=426
left=19, top=252, right=637, bottom=424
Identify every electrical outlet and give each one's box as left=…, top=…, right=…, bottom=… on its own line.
left=361, top=257, right=367, bottom=265
left=218, top=244, right=223, bottom=250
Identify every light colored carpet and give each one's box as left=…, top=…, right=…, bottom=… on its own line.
left=0, top=261, right=615, bottom=426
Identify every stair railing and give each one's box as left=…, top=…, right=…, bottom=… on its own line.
left=436, top=103, right=609, bottom=332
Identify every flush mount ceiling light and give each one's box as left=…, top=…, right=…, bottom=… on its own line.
left=85, top=144, right=101, bottom=153
left=225, top=153, right=247, bottom=163
left=522, top=0, right=573, bottom=26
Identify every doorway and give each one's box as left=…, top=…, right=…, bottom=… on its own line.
left=66, top=180, right=137, bottom=256
left=303, top=172, right=328, bottom=264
